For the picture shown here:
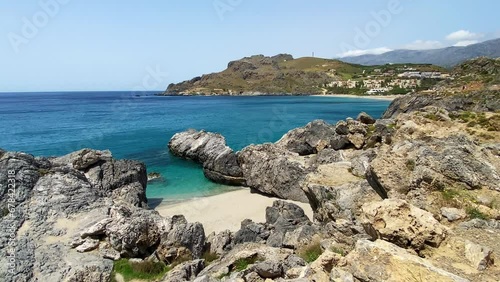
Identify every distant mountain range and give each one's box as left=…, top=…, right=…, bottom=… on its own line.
left=339, top=38, right=500, bottom=68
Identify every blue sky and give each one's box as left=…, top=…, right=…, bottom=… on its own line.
left=1, top=0, right=499, bottom=92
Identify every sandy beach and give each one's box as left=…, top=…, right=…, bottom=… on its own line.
left=155, top=188, right=314, bottom=234
left=312, top=94, right=399, bottom=101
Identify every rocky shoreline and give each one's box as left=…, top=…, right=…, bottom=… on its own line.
left=1, top=88, right=500, bottom=281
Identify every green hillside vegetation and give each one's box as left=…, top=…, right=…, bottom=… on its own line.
left=164, top=54, right=448, bottom=95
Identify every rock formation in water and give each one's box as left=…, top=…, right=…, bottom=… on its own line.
left=168, top=129, right=246, bottom=186
left=169, top=113, right=394, bottom=203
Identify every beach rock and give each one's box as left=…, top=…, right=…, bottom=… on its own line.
left=105, top=206, right=163, bottom=257
left=76, top=238, right=100, bottom=253
left=265, top=201, right=311, bottom=229
left=441, top=207, right=467, bottom=222
left=364, top=119, right=396, bottom=148
left=238, top=143, right=309, bottom=202
left=304, top=180, right=381, bottom=223
left=233, top=219, right=269, bottom=245
left=207, top=230, right=233, bottom=255
left=330, top=134, right=350, bottom=150
left=357, top=112, right=376, bottom=124
left=308, top=148, right=344, bottom=166
left=162, top=259, right=205, bottom=282
left=330, top=268, right=355, bottom=282
left=254, top=260, right=283, bottom=278
left=80, top=218, right=113, bottom=238
left=84, top=159, right=148, bottom=207
left=276, top=120, right=336, bottom=155
left=458, top=219, right=500, bottom=230
left=464, top=240, right=494, bottom=270
left=346, top=119, right=368, bottom=135
left=304, top=250, right=344, bottom=281
left=361, top=199, right=447, bottom=250
left=157, top=215, right=206, bottom=262
left=168, top=129, right=245, bottom=185
left=349, top=149, right=376, bottom=177
left=52, top=148, right=112, bottom=170
left=100, top=248, right=121, bottom=261
left=347, top=133, right=364, bottom=149
left=147, top=172, right=162, bottom=182
left=346, top=239, right=469, bottom=282
left=335, top=120, right=350, bottom=135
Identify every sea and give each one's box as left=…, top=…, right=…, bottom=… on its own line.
left=0, top=91, right=391, bottom=204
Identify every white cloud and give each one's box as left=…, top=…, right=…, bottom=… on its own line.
left=337, top=47, right=392, bottom=57
left=403, top=40, right=443, bottom=50
left=453, top=40, right=479, bottom=47
left=445, top=30, right=483, bottom=41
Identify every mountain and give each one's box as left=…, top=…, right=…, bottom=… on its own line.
left=163, top=54, right=444, bottom=96
left=339, top=38, right=500, bottom=67
left=165, top=54, right=361, bottom=95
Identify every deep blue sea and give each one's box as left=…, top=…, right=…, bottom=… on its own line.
left=0, top=91, right=391, bottom=203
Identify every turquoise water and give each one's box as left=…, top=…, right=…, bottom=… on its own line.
left=0, top=92, right=391, bottom=202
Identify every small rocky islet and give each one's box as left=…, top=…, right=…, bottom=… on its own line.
left=1, top=58, right=500, bottom=281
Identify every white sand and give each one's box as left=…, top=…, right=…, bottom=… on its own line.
left=155, top=189, right=314, bottom=234
left=312, top=94, right=398, bottom=101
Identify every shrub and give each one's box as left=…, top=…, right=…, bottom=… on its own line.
left=38, top=168, right=52, bottom=176
left=466, top=207, right=489, bottom=220
left=298, top=241, right=323, bottom=263
left=202, top=250, right=219, bottom=265
left=424, top=113, right=439, bottom=121
left=441, top=189, right=460, bottom=201
left=112, top=259, right=170, bottom=282
left=330, top=246, right=346, bottom=257
left=405, top=159, right=416, bottom=171
left=1, top=207, right=9, bottom=218
left=232, top=256, right=259, bottom=272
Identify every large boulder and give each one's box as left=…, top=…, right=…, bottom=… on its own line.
left=52, top=148, right=148, bottom=207
left=168, top=129, right=245, bottom=185
left=346, top=239, right=469, bottom=282
left=51, top=148, right=112, bottom=170
left=304, top=180, right=381, bottom=223
left=156, top=215, right=206, bottom=262
left=238, top=143, right=309, bottom=202
left=104, top=206, right=163, bottom=258
left=264, top=201, right=316, bottom=249
left=361, top=199, right=448, bottom=251
left=276, top=120, right=337, bottom=155
left=162, top=259, right=205, bottom=282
